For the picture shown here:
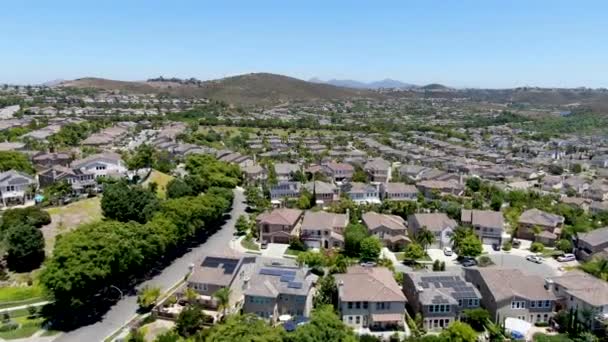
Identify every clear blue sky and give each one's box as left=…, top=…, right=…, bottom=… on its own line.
left=1, top=0, right=607, bottom=88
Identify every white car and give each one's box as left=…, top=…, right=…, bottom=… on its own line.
left=557, top=253, right=576, bottom=262
left=443, top=247, right=453, bottom=256
left=526, top=255, right=543, bottom=264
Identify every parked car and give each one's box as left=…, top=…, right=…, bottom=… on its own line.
left=492, top=243, right=501, bottom=251
left=526, top=255, right=543, bottom=264
left=512, top=239, right=521, bottom=249
left=461, top=258, right=477, bottom=267
left=443, top=247, right=453, bottom=256
left=557, top=253, right=576, bottom=262
left=261, top=241, right=268, bottom=249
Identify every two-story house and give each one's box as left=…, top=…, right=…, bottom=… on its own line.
left=303, top=181, right=339, bottom=205
left=342, top=182, right=381, bottom=204
left=243, top=261, right=317, bottom=321
left=548, top=272, right=608, bottom=331
left=269, top=181, right=301, bottom=203
left=362, top=212, right=410, bottom=251
left=461, top=210, right=505, bottom=246
left=335, top=266, right=407, bottom=332
left=364, top=158, right=391, bottom=183
left=71, top=152, right=127, bottom=179
left=300, top=211, right=348, bottom=249
left=408, top=213, right=458, bottom=249
left=0, top=170, right=36, bottom=207
left=323, top=161, right=354, bottom=183
left=242, top=163, right=267, bottom=184
left=464, top=268, right=556, bottom=325
left=403, top=272, right=481, bottom=331
left=32, top=152, right=72, bottom=169
left=517, top=209, right=564, bottom=244
left=274, top=163, right=300, bottom=182
left=38, top=165, right=97, bottom=194
left=256, top=208, right=303, bottom=244
left=416, top=180, right=464, bottom=198
left=574, top=227, right=608, bottom=261
left=381, top=182, right=418, bottom=201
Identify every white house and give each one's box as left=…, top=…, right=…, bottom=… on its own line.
left=71, top=152, right=127, bottom=179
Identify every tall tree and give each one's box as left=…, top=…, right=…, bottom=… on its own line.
left=359, top=236, right=382, bottom=261
left=415, top=227, right=435, bottom=250
left=213, top=287, right=232, bottom=319
left=5, top=223, right=45, bottom=272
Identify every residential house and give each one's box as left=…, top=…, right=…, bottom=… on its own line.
left=322, top=161, right=354, bottom=183
left=71, top=152, right=127, bottom=179
left=416, top=180, right=464, bottom=198
left=335, top=266, right=407, bottom=332
left=464, top=268, right=556, bottom=325
left=269, top=182, right=301, bottom=204
left=186, top=254, right=258, bottom=317
left=364, top=158, right=391, bottom=183
left=362, top=212, right=410, bottom=251
left=0, top=170, right=36, bottom=206
left=563, top=176, right=590, bottom=195
left=547, top=272, right=608, bottom=330
left=517, top=209, right=565, bottom=245
left=574, top=227, right=608, bottom=261
left=541, top=176, right=563, bottom=192
left=407, top=213, right=458, bottom=248
left=403, top=272, right=481, bottom=331
left=399, top=165, right=430, bottom=181
left=587, top=180, right=608, bottom=201
left=38, top=165, right=97, bottom=194
left=243, top=261, right=317, bottom=321
left=303, top=181, right=339, bottom=205
left=381, top=182, right=418, bottom=201
left=257, top=208, right=303, bottom=244
left=274, top=163, right=300, bottom=181
left=342, top=182, right=381, bottom=204
left=590, top=201, right=608, bottom=215
left=461, top=210, right=505, bottom=246
left=242, top=164, right=267, bottom=184
left=300, top=211, right=348, bottom=249
left=32, top=152, right=72, bottom=169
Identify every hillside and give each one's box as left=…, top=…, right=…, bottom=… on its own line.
left=61, top=73, right=377, bottom=106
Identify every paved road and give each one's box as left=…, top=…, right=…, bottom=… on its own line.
left=488, top=253, right=558, bottom=277
left=55, top=188, right=246, bottom=342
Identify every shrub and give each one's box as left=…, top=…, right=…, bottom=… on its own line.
left=478, top=255, right=494, bottom=267
left=0, top=321, right=18, bottom=332
left=534, top=321, right=549, bottom=327
left=530, top=242, right=545, bottom=253
left=289, top=238, right=307, bottom=252
left=556, top=239, right=572, bottom=253
left=502, top=241, right=512, bottom=251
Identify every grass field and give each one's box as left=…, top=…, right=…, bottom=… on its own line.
left=0, top=285, right=44, bottom=304
left=0, top=316, right=45, bottom=340
left=241, top=238, right=260, bottom=251
left=143, top=170, right=174, bottom=199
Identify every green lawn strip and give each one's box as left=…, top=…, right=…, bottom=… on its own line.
left=241, top=238, right=260, bottom=251
left=0, top=317, right=44, bottom=340
left=0, top=285, right=44, bottom=303
left=284, top=248, right=302, bottom=256
left=533, top=333, right=574, bottom=342
left=0, top=297, right=47, bottom=310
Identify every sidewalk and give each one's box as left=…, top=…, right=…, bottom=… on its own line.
left=0, top=300, right=50, bottom=313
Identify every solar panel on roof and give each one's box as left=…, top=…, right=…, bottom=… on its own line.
left=280, top=274, right=296, bottom=282
left=288, top=281, right=303, bottom=289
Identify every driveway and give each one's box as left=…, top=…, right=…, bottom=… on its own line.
left=55, top=188, right=247, bottom=342
left=261, top=243, right=289, bottom=258
left=488, top=253, right=559, bottom=277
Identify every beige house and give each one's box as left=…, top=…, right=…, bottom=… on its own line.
left=461, top=209, right=505, bottom=245
left=364, top=158, right=391, bottom=183
left=301, top=211, right=348, bottom=249
left=408, top=213, right=458, bottom=248
left=516, top=208, right=564, bottom=243
left=335, top=266, right=407, bottom=332
left=257, top=208, right=303, bottom=244
left=362, top=212, right=410, bottom=251
left=464, top=268, right=556, bottom=325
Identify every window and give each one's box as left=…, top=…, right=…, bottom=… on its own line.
left=386, top=302, right=391, bottom=310
left=458, top=299, right=463, bottom=307
left=348, top=316, right=353, bottom=323
left=544, top=300, right=551, bottom=308
left=363, top=302, right=368, bottom=309
left=537, top=300, right=543, bottom=308
left=429, top=305, right=434, bottom=313
left=530, top=301, right=536, bottom=308
left=202, top=284, right=208, bottom=291
left=356, top=316, right=360, bottom=324
left=544, top=314, right=549, bottom=321
left=356, top=302, right=361, bottom=309
left=468, top=299, right=474, bottom=306
left=348, top=302, right=353, bottom=309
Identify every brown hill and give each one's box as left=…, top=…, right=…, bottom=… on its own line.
left=61, top=73, right=378, bottom=106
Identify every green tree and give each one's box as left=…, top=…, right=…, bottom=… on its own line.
left=1, top=207, right=51, bottom=230
left=343, top=223, right=368, bottom=257
left=101, top=181, right=160, bottom=223
left=154, top=330, right=183, bottom=342
left=461, top=308, right=490, bottom=331
left=166, top=178, right=194, bottom=199
left=403, top=243, right=426, bottom=260
left=571, top=163, right=583, bottom=174
left=213, top=287, right=231, bottom=319
left=360, top=236, right=382, bottom=261
left=235, top=215, right=250, bottom=236
left=285, top=305, right=358, bottom=342
left=126, top=329, right=146, bottom=342
left=439, top=321, right=477, bottom=342
left=0, top=151, right=35, bottom=174
left=176, top=304, right=209, bottom=337
left=466, top=177, right=481, bottom=192
left=296, top=251, right=326, bottom=269
left=137, top=285, right=161, bottom=310
left=204, top=314, right=283, bottom=342
left=313, top=274, right=338, bottom=308
left=5, top=223, right=45, bottom=272
left=352, top=166, right=368, bottom=182
left=556, top=239, right=573, bottom=253
left=126, top=144, right=154, bottom=171
left=458, top=234, right=483, bottom=257
left=415, top=227, right=435, bottom=250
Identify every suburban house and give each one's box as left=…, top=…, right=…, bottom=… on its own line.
left=460, top=210, right=505, bottom=246
left=547, top=272, right=608, bottom=330
left=242, top=261, right=317, bottom=321
left=407, top=213, right=458, bottom=248
left=342, top=182, right=381, bottom=204
left=563, top=176, right=589, bottom=195
left=0, top=170, right=37, bottom=207
left=242, top=163, right=267, bottom=184
left=574, top=227, right=608, bottom=261
left=381, top=182, right=418, bottom=201
left=361, top=212, right=410, bottom=251
left=71, top=152, right=127, bottom=179
left=464, top=268, right=556, bottom=325
left=269, top=182, right=301, bottom=203
left=303, top=181, right=339, bottom=204
left=516, top=209, right=565, bottom=244
left=587, top=180, right=608, bottom=201
left=256, top=208, right=303, bottom=244
left=402, top=272, right=481, bottom=331
left=335, top=266, right=407, bottom=333
left=364, top=158, right=391, bottom=183
left=322, top=161, right=354, bottom=183
left=590, top=201, right=608, bottom=215
left=541, top=176, right=563, bottom=192
left=416, top=180, right=464, bottom=198
left=186, top=254, right=258, bottom=317
left=32, top=152, right=72, bottom=169
left=38, top=165, right=97, bottom=194
left=300, top=211, right=348, bottom=249
left=274, top=163, right=300, bottom=181
left=399, top=165, right=430, bottom=181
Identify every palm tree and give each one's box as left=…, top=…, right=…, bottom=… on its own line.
left=415, top=227, right=435, bottom=251
left=213, top=287, right=232, bottom=320
left=184, top=287, right=198, bottom=304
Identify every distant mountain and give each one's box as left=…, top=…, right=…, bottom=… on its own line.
left=420, top=83, right=451, bottom=90
left=310, top=78, right=417, bottom=90
left=61, top=73, right=378, bottom=106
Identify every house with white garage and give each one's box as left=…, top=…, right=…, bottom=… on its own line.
left=71, top=152, right=127, bottom=179
left=0, top=170, right=37, bottom=207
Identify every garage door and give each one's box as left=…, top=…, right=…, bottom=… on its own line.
left=482, top=237, right=500, bottom=245
left=305, top=240, right=321, bottom=249
left=273, top=236, right=290, bottom=244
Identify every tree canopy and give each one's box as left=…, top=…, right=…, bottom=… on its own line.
left=0, top=151, right=35, bottom=174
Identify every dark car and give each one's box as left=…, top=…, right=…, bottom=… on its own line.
left=261, top=241, right=268, bottom=249
left=492, top=243, right=500, bottom=251
left=461, top=258, right=477, bottom=267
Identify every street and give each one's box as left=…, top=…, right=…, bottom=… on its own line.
left=55, top=187, right=246, bottom=342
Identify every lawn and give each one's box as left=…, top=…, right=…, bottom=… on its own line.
left=43, top=197, right=103, bottom=254
left=241, top=238, right=260, bottom=251
left=533, top=333, right=574, bottom=342
left=395, top=252, right=405, bottom=261
left=0, top=316, right=44, bottom=340
left=143, top=170, right=174, bottom=199
left=284, top=248, right=302, bottom=257
left=0, top=285, right=44, bottom=304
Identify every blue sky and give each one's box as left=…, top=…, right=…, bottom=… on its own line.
left=1, top=0, right=607, bottom=88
